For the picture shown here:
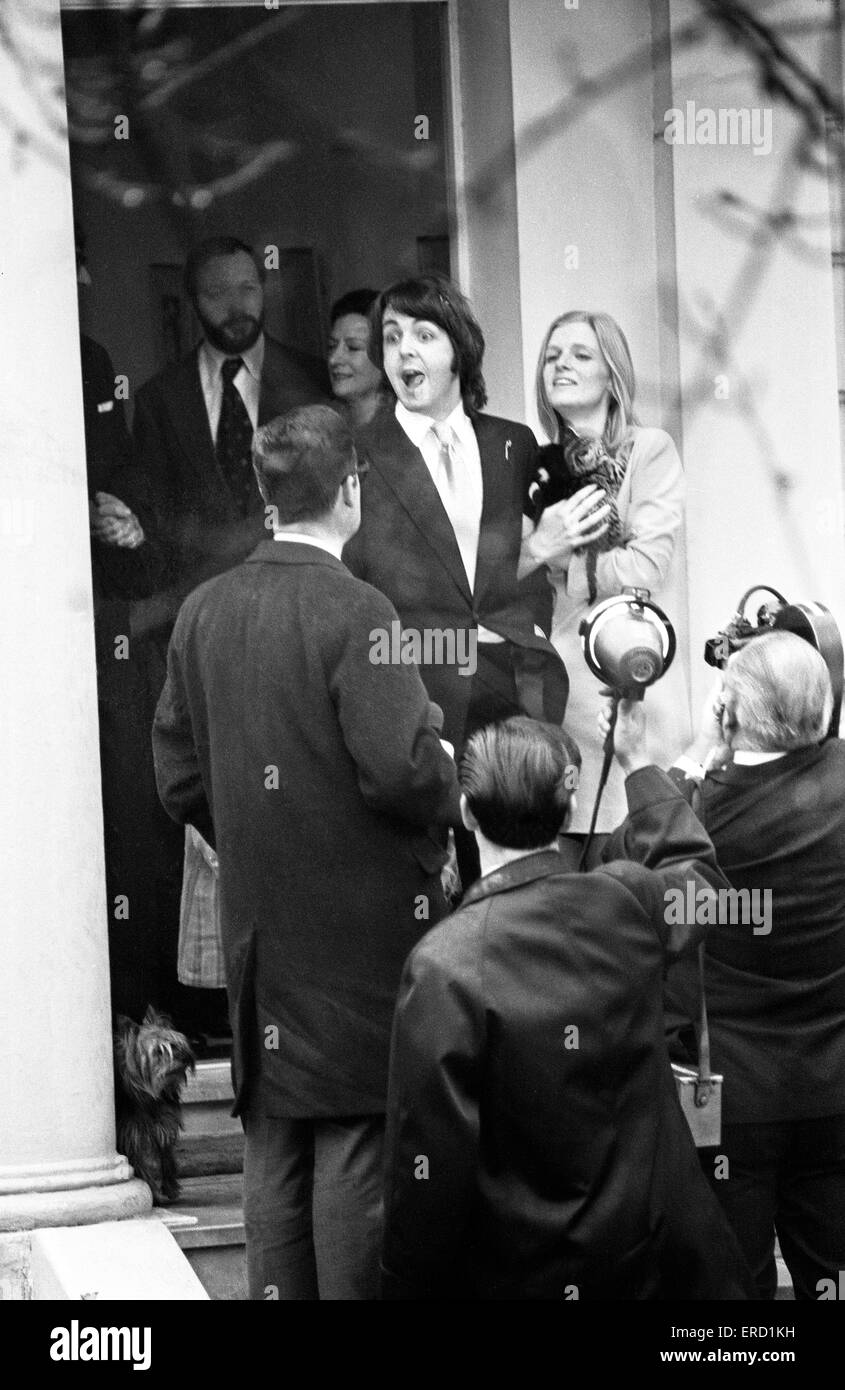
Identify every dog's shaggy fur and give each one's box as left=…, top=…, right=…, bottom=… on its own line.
left=114, top=1007, right=195, bottom=1204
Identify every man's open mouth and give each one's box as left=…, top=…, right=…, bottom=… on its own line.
left=402, top=369, right=425, bottom=388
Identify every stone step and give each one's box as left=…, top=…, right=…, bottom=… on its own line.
left=171, top=1063, right=797, bottom=1301
left=177, top=1058, right=243, bottom=1178
left=157, top=1173, right=247, bottom=1301
left=155, top=1172, right=796, bottom=1302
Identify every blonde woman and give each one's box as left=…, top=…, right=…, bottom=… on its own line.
left=523, top=310, right=690, bottom=849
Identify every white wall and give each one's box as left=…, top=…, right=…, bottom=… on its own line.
left=666, top=0, right=845, bottom=714
left=499, top=0, right=844, bottom=721
left=508, top=0, right=662, bottom=432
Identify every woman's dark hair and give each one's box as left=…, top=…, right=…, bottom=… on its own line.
left=369, top=272, right=488, bottom=413
left=460, top=717, right=581, bottom=849
left=330, top=288, right=379, bottom=325
left=184, top=237, right=265, bottom=303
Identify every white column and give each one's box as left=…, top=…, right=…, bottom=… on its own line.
left=0, top=0, right=148, bottom=1230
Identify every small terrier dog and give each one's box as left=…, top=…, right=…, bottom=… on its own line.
left=114, top=1007, right=195, bottom=1204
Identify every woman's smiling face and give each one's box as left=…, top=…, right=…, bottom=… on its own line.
left=382, top=310, right=461, bottom=421
left=543, top=320, right=611, bottom=422
left=327, top=313, right=383, bottom=402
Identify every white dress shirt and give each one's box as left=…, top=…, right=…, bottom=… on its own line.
left=395, top=401, right=483, bottom=578
left=732, top=750, right=787, bottom=765
left=395, top=400, right=512, bottom=643
left=674, top=747, right=787, bottom=781
left=394, top=394, right=480, bottom=578
left=272, top=531, right=344, bottom=560
left=198, top=334, right=265, bottom=441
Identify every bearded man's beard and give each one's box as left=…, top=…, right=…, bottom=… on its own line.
left=199, top=307, right=265, bottom=355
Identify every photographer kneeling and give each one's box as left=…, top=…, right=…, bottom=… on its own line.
left=381, top=707, right=753, bottom=1300
left=644, top=630, right=845, bottom=1300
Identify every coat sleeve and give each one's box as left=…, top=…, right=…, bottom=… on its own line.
left=122, top=385, right=176, bottom=555
left=152, top=620, right=216, bottom=848
left=327, top=586, right=461, bottom=828
left=381, top=927, right=485, bottom=1299
left=564, top=429, right=684, bottom=603
left=600, top=765, right=729, bottom=961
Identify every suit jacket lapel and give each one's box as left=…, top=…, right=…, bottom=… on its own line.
left=473, top=414, right=511, bottom=607
left=257, top=340, right=284, bottom=425
left=371, top=412, right=473, bottom=604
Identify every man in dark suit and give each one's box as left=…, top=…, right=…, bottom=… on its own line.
left=654, top=631, right=845, bottom=1299
left=344, top=274, right=566, bottom=750
left=116, top=236, right=328, bottom=1038
left=343, top=274, right=567, bottom=884
left=382, top=711, right=753, bottom=1300
left=80, top=331, right=185, bottom=1024
left=124, top=235, right=329, bottom=614
left=153, top=406, right=460, bottom=1300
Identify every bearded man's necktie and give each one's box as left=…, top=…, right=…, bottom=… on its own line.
left=216, top=357, right=257, bottom=515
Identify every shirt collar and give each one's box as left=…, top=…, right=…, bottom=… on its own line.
left=395, top=398, right=470, bottom=447
left=732, top=749, right=788, bottom=765
left=461, top=848, right=564, bottom=907
left=271, top=531, right=343, bottom=560
left=201, top=332, right=265, bottom=382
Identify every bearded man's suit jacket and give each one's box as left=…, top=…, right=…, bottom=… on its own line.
left=124, top=335, right=329, bottom=618
left=343, top=407, right=567, bottom=748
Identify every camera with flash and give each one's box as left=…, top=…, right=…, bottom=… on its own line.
left=704, top=585, right=843, bottom=739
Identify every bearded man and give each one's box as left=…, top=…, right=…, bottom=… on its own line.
left=106, top=237, right=327, bottom=1039
left=123, top=236, right=329, bottom=608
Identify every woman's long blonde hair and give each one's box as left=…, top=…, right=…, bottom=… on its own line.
left=535, top=310, right=638, bottom=455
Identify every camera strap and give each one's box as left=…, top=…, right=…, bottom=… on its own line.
left=688, top=778, right=716, bottom=1106
left=694, top=943, right=714, bottom=1106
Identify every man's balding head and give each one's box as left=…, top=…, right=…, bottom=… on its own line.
left=724, top=631, right=834, bottom=752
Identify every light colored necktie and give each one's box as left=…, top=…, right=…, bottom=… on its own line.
left=431, top=421, right=482, bottom=592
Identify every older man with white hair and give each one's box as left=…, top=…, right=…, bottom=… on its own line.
left=657, top=630, right=845, bottom=1300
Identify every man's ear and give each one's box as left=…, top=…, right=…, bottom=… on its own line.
left=340, top=475, right=358, bottom=508
left=459, top=792, right=478, bottom=833
left=721, top=693, right=739, bottom=742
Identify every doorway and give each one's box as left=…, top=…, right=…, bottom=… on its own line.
left=62, top=1, right=452, bottom=401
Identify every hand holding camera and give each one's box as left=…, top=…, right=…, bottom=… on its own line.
left=687, top=672, right=731, bottom=767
